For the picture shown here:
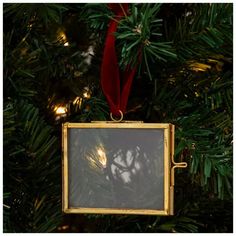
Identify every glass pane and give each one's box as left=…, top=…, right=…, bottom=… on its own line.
left=68, top=128, right=164, bottom=210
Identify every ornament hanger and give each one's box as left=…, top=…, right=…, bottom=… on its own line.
left=110, top=110, right=123, bottom=122
left=101, top=3, right=139, bottom=120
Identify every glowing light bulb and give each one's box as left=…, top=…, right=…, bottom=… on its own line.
left=59, top=32, right=67, bottom=41
left=73, top=96, right=83, bottom=108
left=83, top=91, right=91, bottom=99
left=57, top=31, right=69, bottom=46
left=54, top=106, right=67, bottom=115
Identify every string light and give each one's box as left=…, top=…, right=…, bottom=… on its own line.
left=73, top=96, right=83, bottom=107
left=188, top=61, right=211, bottom=72
left=57, top=31, right=69, bottom=47
left=83, top=87, right=91, bottom=99
left=54, top=106, right=67, bottom=115
left=83, top=91, right=91, bottom=99
left=53, top=105, right=67, bottom=121
left=73, top=96, right=83, bottom=111
left=58, top=225, right=69, bottom=231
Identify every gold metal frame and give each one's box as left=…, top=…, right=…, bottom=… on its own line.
left=62, top=122, right=187, bottom=215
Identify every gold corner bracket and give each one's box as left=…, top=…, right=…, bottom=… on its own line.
left=169, top=124, right=187, bottom=215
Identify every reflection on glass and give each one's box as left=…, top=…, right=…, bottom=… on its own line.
left=86, top=145, right=107, bottom=170
left=68, top=128, right=164, bottom=210
left=97, top=147, right=107, bottom=168
left=110, top=146, right=142, bottom=184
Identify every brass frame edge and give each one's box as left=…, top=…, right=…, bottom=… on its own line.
left=91, top=120, right=144, bottom=123
left=62, top=123, right=69, bottom=212
left=169, top=124, right=175, bottom=215
left=64, top=208, right=168, bottom=215
left=62, top=123, right=65, bottom=212
left=164, top=127, right=170, bottom=214
left=66, top=123, right=170, bottom=129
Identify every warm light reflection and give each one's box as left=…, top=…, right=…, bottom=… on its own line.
left=97, top=148, right=104, bottom=156
left=73, top=96, right=83, bottom=108
left=59, top=32, right=67, bottom=41
left=88, top=157, right=97, bottom=168
left=54, top=106, right=67, bottom=115
left=97, top=147, right=107, bottom=168
left=188, top=61, right=211, bottom=72
left=57, top=31, right=69, bottom=47
left=83, top=91, right=91, bottom=99
left=87, top=145, right=107, bottom=170
left=83, top=87, right=91, bottom=99
left=62, top=225, right=69, bottom=230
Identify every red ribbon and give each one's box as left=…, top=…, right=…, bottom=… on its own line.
left=101, top=3, right=137, bottom=117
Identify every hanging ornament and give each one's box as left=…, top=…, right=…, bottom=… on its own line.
left=62, top=4, right=187, bottom=216
left=62, top=122, right=187, bottom=215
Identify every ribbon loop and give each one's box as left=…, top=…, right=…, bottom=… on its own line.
left=101, top=3, right=137, bottom=119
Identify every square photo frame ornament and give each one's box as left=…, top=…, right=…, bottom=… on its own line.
left=62, top=122, right=187, bottom=215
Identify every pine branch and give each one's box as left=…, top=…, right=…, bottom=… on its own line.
left=3, top=100, right=62, bottom=232
left=172, top=3, right=233, bottom=61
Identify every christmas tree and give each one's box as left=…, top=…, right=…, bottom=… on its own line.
left=3, top=3, right=233, bottom=233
